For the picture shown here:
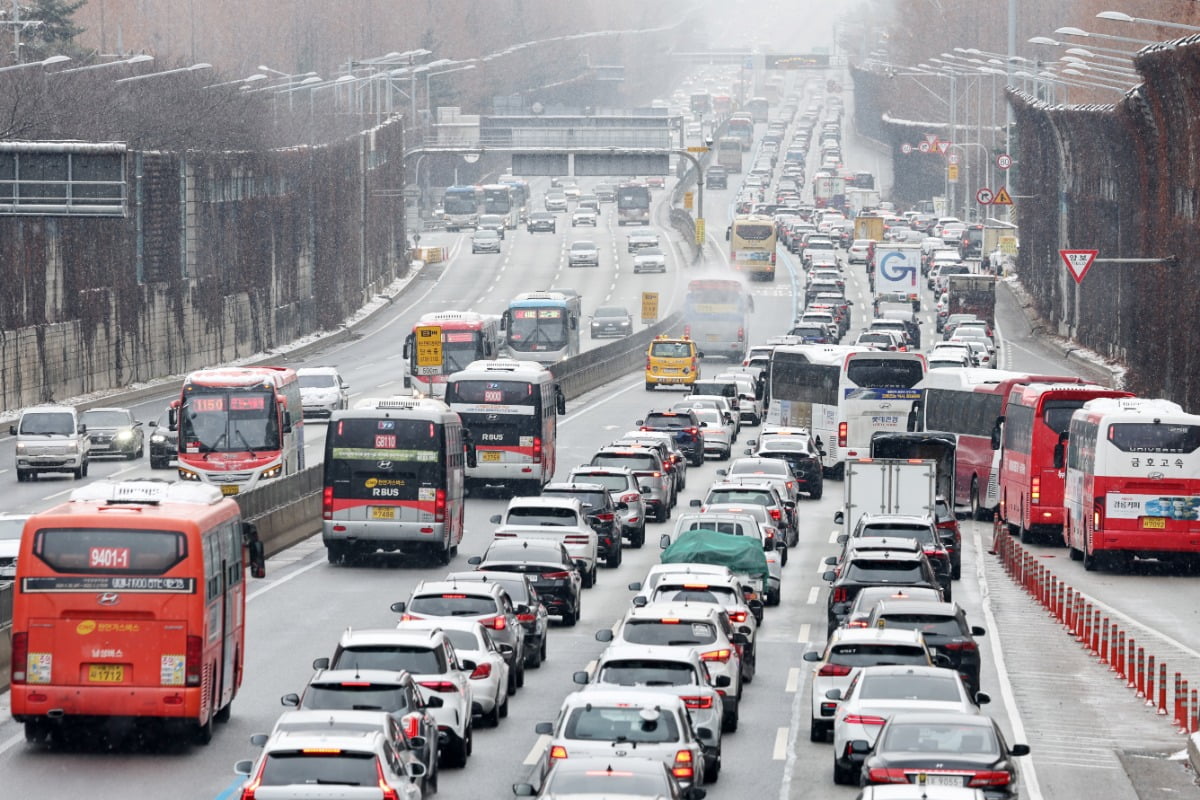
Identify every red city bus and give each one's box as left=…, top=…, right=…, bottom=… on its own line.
left=1064, top=398, right=1200, bottom=570
left=402, top=311, right=502, bottom=397
left=173, top=366, right=304, bottom=495
left=997, top=382, right=1131, bottom=542
left=922, top=369, right=1090, bottom=519
left=10, top=480, right=266, bottom=744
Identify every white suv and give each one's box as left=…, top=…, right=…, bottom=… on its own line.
left=297, top=366, right=349, bottom=419
left=11, top=404, right=90, bottom=481
left=325, top=626, right=476, bottom=767
left=489, top=496, right=599, bottom=587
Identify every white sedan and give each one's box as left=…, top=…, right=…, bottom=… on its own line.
left=633, top=246, right=668, bottom=273
left=435, top=618, right=511, bottom=728
left=571, top=209, right=598, bottom=227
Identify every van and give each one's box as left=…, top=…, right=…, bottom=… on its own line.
left=10, top=404, right=90, bottom=481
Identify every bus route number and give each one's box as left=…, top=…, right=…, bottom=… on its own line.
left=89, top=547, right=131, bottom=570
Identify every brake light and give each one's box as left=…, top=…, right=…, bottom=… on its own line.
left=942, top=640, right=978, bottom=652
left=533, top=436, right=543, bottom=463
left=483, top=615, right=507, bottom=631
left=185, top=635, right=203, bottom=687
left=434, top=488, right=446, bottom=523
left=470, top=662, right=492, bottom=679
left=728, top=611, right=748, bottom=623
left=847, top=619, right=868, bottom=628
left=541, top=571, right=571, bottom=580
left=843, top=714, right=887, bottom=726
left=516, top=612, right=536, bottom=623
left=832, top=588, right=848, bottom=603
left=419, top=681, right=458, bottom=693
left=737, top=326, right=745, bottom=342
left=681, top=695, right=714, bottom=710
left=322, top=485, right=333, bottom=519
left=1093, top=499, right=1103, bottom=532
left=549, top=745, right=568, bottom=760
left=620, top=492, right=640, bottom=504
left=684, top=427, right=700, bottom=437
left=969, top=771, right=1012, bottom=787
left=403, top=713, right=420, bottom=740
left=10, top=632, right=28, bottom=683
left=691, top=357, right=698, bottom=374
left=672, top=749, right=695, bottom=780
left=1030, top=475, right=1041, bottom=504
left=240, top=758, right=266, bottom=799
left=838, top=421, right=847, bottom=448
left=768, top=508, right=782, bottom=521
left=596, top=512, right=615, bottom=522
left=377, top=758, right=401, bottom=800
left=866, top=767, right=908, bottom=784
left=646, top=356, right=651, bottom=370
left=818, top=663, right=852, bottom=677
left=700, top=649, right=732, bottom=663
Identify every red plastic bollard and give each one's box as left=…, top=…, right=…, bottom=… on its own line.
left=1100, top=618, right=1109, bottom=662
left=1146, top=654, right=1156, bottom=704
left=1137, top=647, right=1146, bottom=697
left=1192, top=688, right=1199, bottom=734
left=1175, top=674, right=1185, bottom=729
left=1128, top=639, right=1137, bottom=689
left=1159, top=664, right=1168, bottom=715
left=1091, top=608, right=1102, bottom=654
left=1082, top=602, right=1093, bottom=647
left=1115, top=629, right=1125, bottom=677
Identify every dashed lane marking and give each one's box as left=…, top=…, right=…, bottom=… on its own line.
left=524, top=734, right=550, bottom=766
left=806, top=587, right=820, bottom=605
left=786, top=667, right=801, bottom=693
left=797, top=623, right=811, bottom=644
left=772, top=727, right=789, bottom=760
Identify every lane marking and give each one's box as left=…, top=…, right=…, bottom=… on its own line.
left=772, top=726, right=789, bottom=760
left=247, top=557, right=327, bottom=602
left=797, top=623, right=811, bottom=644
left=524, top=734, right=550, bottom=766
left=786, top=667, right=801, bottom=693
left=40, top=488, right=74, bottom=501
left=0, top=732, right=25, bottom=757
left=806, top=587, right=819, bottom=605
left=112, top=465, right=140, bottom=476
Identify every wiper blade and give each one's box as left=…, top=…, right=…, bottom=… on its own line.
left=201, top=432, right=227, bottom=458
left=235, top=429, right=257, bottom=457
left=351, top=704, right=384, bottom=710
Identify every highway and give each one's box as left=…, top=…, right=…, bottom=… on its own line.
left=0, top=79, right=1195, bottom=800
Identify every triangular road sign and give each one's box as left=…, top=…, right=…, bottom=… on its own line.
left=1060, top=249, right=1098, bottom=284
left=991, top=185, right=1013, bottom=205
left=936, top=141, right=950, bottom=155
left=925, top=133, right=938, bottom=145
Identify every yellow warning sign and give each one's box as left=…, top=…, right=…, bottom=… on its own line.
left=992, top=185, right=1013, bottom=206
left=695, top=218, right=706, bottom=244
left=947, top=164, right=959, bottom=183
left=641, top=292, right=659, bottom=324
left=684, top=191, right=694, bottom=210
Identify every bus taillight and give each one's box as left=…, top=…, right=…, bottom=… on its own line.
left=838, top=422, right=847, bottom=448
left=737, top=327, right=745, bottom=341
left=435, top=489, right=447, bottom=523
left=10, top=632, right=27, bottom=683
left=322, top=486, right=333, bottom=520
left=185, top=635, right=203, bottom=687
left=1093, top=500, right=1103, bottom=533
left=684, top=325, right=691, bottom=338
left=533, top=437, right=543, bottom=463
left=1031, top=476, right=1041, bottom=504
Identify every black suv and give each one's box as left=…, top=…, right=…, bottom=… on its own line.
left=541, top=482, right=624, bottom=568
left=636, top=410, right=705, bottom=467
left=821, top=550, right=941, bottom=637
left=865, top=600, right=986, bottom=696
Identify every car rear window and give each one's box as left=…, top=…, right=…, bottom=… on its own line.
left=644, top=413, right=692, bottom=429
left=597, top=659, right=698, bottom=686
left=483, top=543, right=564, bottom=563
left=564, top=706, right=680, bottom=742
left=844, top=560, right=927, bottom=583
left=650, top=342, right=693, bottom=358
left=859, top=526, right=937, bottom=546
left=543, top=490, right=607, bottom=510
left=592, top=453, right=658, bottom=471
left=829, top=644, right=928, bottom=666
left=877, top=614, right=963, bottom=637
left=261, top=750, right=378, bottom=786
left=858, top=673, right=962, bottom=701
left=681, top=521, right=749, bottom=536
left=623, top=619, right=717, bottom=646
left=408, top=594, right=498, bottom=616
left=654, top=583, right=739, bottom=606
left=505, top=507, right=580, bottom=526
left=33, top=528, right=188, bottom=576
left=301, top=682, right=412, bottom=713
left=332, top=645, right=444, bottom=675
left=706, top=490, right=771, bottom=506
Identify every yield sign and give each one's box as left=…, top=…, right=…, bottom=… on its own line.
left=936, top=141, right=950, bottom=155
left=1060, top=249, right=1098, bottom=284
left=924, top=133, right=938, bottom=145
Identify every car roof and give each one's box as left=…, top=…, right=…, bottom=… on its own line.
left=273, top=709, right=397, bottom=734
left=338, top=627, right=443, bottom=647
left=263, top=728, right=385, bottom=753
left=859, top=514, right=936, bottom=526
left=505, top=495, right=583, bottom=511
left=412, top=579, right=503, bottom=598
left=627, top=601, right=725, bottom=622
left=563, top=688, right=686, bottom=710
left=848, top=537, right=924, bottom=554
left=598, top=643, right=704, bottom=665
left=570, top=465, right=635, bottom=477
left=543, top=482, right=609, bottom=494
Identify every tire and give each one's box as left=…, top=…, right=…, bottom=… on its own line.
left=645, top=382, right=655, bottom=391
left=832, top=758, right=855, bottom=785
left=525, top=639, right=543, bottom=669
left=1083, top=546, right=1099, bottom=572
left=326, top=543, right=347, bottom=564
left=970, top=478, right=990, bottom=521
left=689, top=452, right=704, bottom=467
left=562, top=601, right=578, bottom=627
left=631, top=525, right=646, bottom=549
left=809, top=718, right=830, bottom=743
left=150, top=457, right=167, bottom=470
left=194, top=713, right=214, bottom=745
left=721, top=700, right=739, bottom=733
left=766, top=588, right=781, bottom=606
left=581, top=565, right=595, bottom=589
left=1069, top=545, right=1084, bottom=561
left=507, top=667, right=519, bottom=697
left=951, top=558, right=962, bottom=581
left=606, top=542, right=622, bottom=568
left=444, top=727, right=471, bottom=767
left=436, top=540, right=452, bottom=566
left=73, top=464, right=84, bottom=480
left=214, top=699, right=232, bottom=723
left=483, top=699, right=501, bottom=728
left=810, top=481, right=823, bottom=500
left=81, top=460, right=89, bottom=478
left=499, top=691, right=509, bottom=719
left=16, top=469, right=28, bottom=482
left=516, top=659, right=526, bottom=688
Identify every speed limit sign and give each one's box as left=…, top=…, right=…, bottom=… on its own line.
left=900, top=143, right=912, bottom=154
left=976, top=187, right=994, bottom=205
left=996, top=153, right=1013, bottom=170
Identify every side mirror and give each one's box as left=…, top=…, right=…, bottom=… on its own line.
left=822, top=570, right=836, bottom=582
left=748, top=599, right=764, bottom=615
left=390, top=601, right=406, bottom=614
left=684, top=788, right=708, bottom=800
left=990, top=424, right=1002, bottom=450
left=312, top=657, right=330, bottom=670
left=466, top=443, right=477, bottom=469
left=971, top=625, right=986, bottom=636
left=408, top=735, right=427, bottom=751
left=573, top=559, right=587, bottom=574
left=835, top=535, right=848, bottom=545
left=489, top=514, right=502, bottom=525
left=281, top=693, right=300, bottom=707
left=802, top=650, right=821, bottom=662
left=715, top=469, right=727, bottom=477
left=932, top=653, right=953, bottom=668
left=234, top=760, right=255, bottom=776
left=1010, top=744, right=1031, bottom=757
left=632, top=596, right=648, bottom=608
left=459, top=659, right=477, bottom=672
left=776, top=541, right=787, bottom=552
left=833, top=511, right=844, bottom=525
left=405, top=761, right=427, bottom=780
left=467, top=555, right=482, bottom=566
left=423, top=694, right=444, bottom=708
left=513, top=783, right=537, bottom=797
left=516, top=604, right=531, bottom=615
left=689, top=499, right=702, bottom=507
left=556, top=386, right=566, bottom=415
left=824, top=688, right=843, bottom=701
left=534, top=722, right=554, bottom=736
left=694, top=726, right=713, bottom=740
left=250, top=733, right=270, bottom=747
left=975, top=691, right=992, bottom=705
left=8, top=425, right=15, bottom=435
left=572, top=670, right=589, bottom=685
left=595, top=629, right=614, bottom=642
left=497, top=643, right=515, bottom=656
left=730, top=632, right=750, bottom=646
left=616, top=501, right=628, bottom=511
left=849, top=739, right=872, bottom=755
left=243, top=521, right=266, bottom=579
left=628, top=581, right=643, bottom=591
left=659, top=534, right=671, bottom=549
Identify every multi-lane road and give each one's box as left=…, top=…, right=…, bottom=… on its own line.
left=0, top=86, right=1196, bottom=800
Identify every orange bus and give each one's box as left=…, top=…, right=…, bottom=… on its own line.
left=10, top=479, right=266, bottom=744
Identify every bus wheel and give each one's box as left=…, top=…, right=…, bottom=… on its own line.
left=326, top=543, right=347, bottom=564
left=24, top=720, right=47, bottom=743
left=437, top=542, right=452, bottom=566
left=969, top=479, right=985, bottom=521
left=645, top=382, right=655, bottom=391
left=194, top=714, right=214, bottom=745
left=215, top=700, right=232, bottom=723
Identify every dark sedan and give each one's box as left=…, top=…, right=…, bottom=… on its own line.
left=859, top=712, right=1029, bottom=799
left=148, top=408, right=177, bottom=469
left=80, top=407, right=144, bottom=460
left=590, top=305, right=633, bottom=339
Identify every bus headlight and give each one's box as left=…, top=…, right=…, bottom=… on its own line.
left=261, top=464, right=283, bottom=480
left=178, top=468, right=201, bottom=481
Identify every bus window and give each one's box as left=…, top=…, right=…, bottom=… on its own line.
left=845, top=358, right=924, bottom=389
left=1107, top=423, right=1200, bottom=453
left=34, top=527, right=187, bottom=575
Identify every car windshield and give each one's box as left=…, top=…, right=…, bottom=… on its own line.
left=597, top=659, right=698, bottom=687
left=80, top=410, right=129, bottom=428
left=301, top=682, right=412, bottom=713
left=299, top=374, right=338, bottom=389
left=654, top=583, right=739, bottom=607
left=592, top=453, right=657, bottom=471
left=706, top=490, right=771, bottom=506
left=860, top=525, right=937, bottom=546
left=622, top=619, right=717, bottom=646
left=829, top=644, right=929, bottom=667
left=407, top=594, right=498, bottom=616
left=260, top=750, right=378, bottom=787
left=881, top=722, right=999, bottom=755
left=19, top=412, right=76, bottom=435
left=858, top=672, right=962, bottom=701
left=596, top=307, right=628, bottom=318
left=563, top=705, right=680, bottom=743
left=332, top=645, right=442, bottom=674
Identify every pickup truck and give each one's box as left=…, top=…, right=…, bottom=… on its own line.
left=490, top=496, right=599, bottom=587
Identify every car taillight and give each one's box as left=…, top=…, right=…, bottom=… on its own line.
left=818, top=663, right=852, bottom=677
left=645, top=356, right=651, bottom=370
left=672, top=749, right=694, bottom=780
left=434, top=488, right=446, bottom=523
left=240, top=759, right=266, bottom=800
left=10, top=632, right=27, bottom=683
left=1093, top=499, right=1103, bottom=532
left=1031, top=476, right=1041, bottom=504
left=541, top=571, right=571, bottom=580
left=682, top=695, right=714, bottom=709
left=685, top=427, right=700, bottom=437
left=969, top=771, right=1012, bottom=787
left=737, top=326, right=745, bottom=341
left=419, top=681, right=458, bottom=693
left=943, top=640, right=978, bottom=652
left=516, top=612, right=536, bottom=623
left=549, top=745, right=568, bottom=760
left=729, top=611, right=748, bottom=623
left=185, top=635, right=203, bottom=687
left=377, top=758, right=401, bottom=800
left=838, top=421, right=847, bottom=448
left=470, top=662, right=492, bottom=679
left=832, top=588, right=848, bottom=603
left=847, top=620, right=868, bottom=628
left=843, top=714, right=887, bottom=726
left=322, top=485, right=333, bottom=519
left=620, top=492, right=640, bottom=504
left=866, top=767, right=909, bottom=784
left=700, top=649, right=732, bottom=663
left=768, top=508, right=782, bottom=521
left=595, top=512, right=615, bottom=522
left=690, top=357, right=698, bottom=374
left=533, top=436, right=543, bottom=463
left=403, top=713, right=420, bottom=741
left=483, top=615, right=507, bottom=631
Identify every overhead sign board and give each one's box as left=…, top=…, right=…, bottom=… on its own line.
left=511, top=153, right=570, bottom=176
left=764, top=53, right=831, bottom=69
left=574, top=153, right=669, bottom=176
left=1061, top=249, right=1098, bottom=284
left=414, top=326, right=443, bottom=375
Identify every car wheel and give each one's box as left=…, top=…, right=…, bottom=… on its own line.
left=721, top=700, right=739, bottom=733
left=809, top=718, right=830, bottom=743
left=832, top=757, right=856, bottom=785
left=507, top=667, right=519, bottom=697
left=150, top=457, right=167, bottom=470
left=483, top=698, right=501, bottom=727
left=326, top=543, right=348, bottom=564
left=516, top=659, right=526, bottom=688
left=767, top=587, right=781, bottom=606
left=631, top=525, right=646, bottom=549
left=499, top=690, right=509, bottom=719
left=645, top=382, right=655, bottom=391
left=606, top=542, right=622, bottom=568
left=562, top=604, right=578, bottom=627
left=581, top=565, right=595, bottom=589
left=73, top=464, right=84, bottom=480
left=525, top=639, right=543, bottom=669
left=810, top=481, right=823, bottom=500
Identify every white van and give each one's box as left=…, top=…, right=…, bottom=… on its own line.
left=11, top=404, right=90, bottom=481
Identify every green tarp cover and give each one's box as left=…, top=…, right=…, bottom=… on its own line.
left=660, top=528, right=770, bottom=580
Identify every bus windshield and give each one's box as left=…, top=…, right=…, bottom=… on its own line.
left=442, top=331, right=484, bottom=372
left=482, top=187, right=512, bottom=212
left=325, top=418, right=444, bottom=494
left=772, top=356, right=839, bottom=405
left=443, top=190, right=477, bottom=214
left=181, top=390, right=279, bottom=453
left=508, top=307, right=568, bottom=351
left=617, top=186, right=650, bottom=210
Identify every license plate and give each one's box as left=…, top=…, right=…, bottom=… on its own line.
left=660, top=368, right=679, bottom=374
left=1142, top=517, right=1166, bottom=529
left=88, top=664, right=124, bottom=683
left=371, top=507, right=396, bottom=520
left=481, top=451, right=502, bottom=462
left=220, top=485, right=239, bottom=496
left=920, top=774, right=963, bottom=787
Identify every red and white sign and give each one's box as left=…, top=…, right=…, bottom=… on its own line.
left=900, top=143, right=912, bottom=154
left=936, top=141, right=950, bottom=155
left=976, top=187, right=994, bottom=205
left=948, top=153, right=960, bottom=165
left=997, top=153, right=1013, bottom=170
left=924, top=133, right=938, bottom=145
left=1060, top=249, right=1098, bottom=284
left=918, top=141, right=931, bottom=153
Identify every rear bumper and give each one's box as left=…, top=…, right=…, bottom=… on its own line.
left=323, top=520, right=448, bottom=546
left=12, top=685, right=201, bottom=720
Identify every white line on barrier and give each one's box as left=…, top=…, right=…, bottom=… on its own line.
left=524, top=734, right=550, bottom=766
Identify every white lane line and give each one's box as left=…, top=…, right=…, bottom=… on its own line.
left=524, top=734, right=550, bottom=766
left=112, top=465, right=140, bottom=476
left=972, top=524, right=1044, bottom=800
left=247, top=557, right=327, bottom=602
left=828, top=529, right=840, bottom=544
left=786, top=667, right=801, bottom=693
left=815, top=560, right=829, bottom=575
left=377, top=381, right=396, bottom=389
left=560, top=377, right=643, bottom=426
left=41, top=488, right=74, bottom=501
left=0, top=469, right=9, bottom=476
left=772, top=727, right=789, bottom=760
left=806, top=587, right=820, bottom=605
left=797, top=623, right=811, bottom=644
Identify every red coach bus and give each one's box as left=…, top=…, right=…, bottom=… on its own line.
left=997, top=382, right=1131, bottom=542
left=922, top=369, right=1089, bottom=520
left=1065, top=398, right=1200, bottom=571
left=10, top=480, right=266, bottom=744
left=403, top=311, right=502, bottom=397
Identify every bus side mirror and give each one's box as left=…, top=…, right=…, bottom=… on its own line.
left=569, top=317, right=578, bottom=331
left=403, top=334, right=414, bottom=359
left=466, top=444, right=477, bottom=469
left=556, top=386, right=566, bottom=415
left=500, top=312, right=509, bottom=331
left=991, top=416, right=1004, bottom=450
left=1053, top=432, right=1068, bottom=469
left=168, top=407, right=178, bottom=432
left=243, top=522, right=266, bottom=579
left=281, top=409, right=293, bottom=434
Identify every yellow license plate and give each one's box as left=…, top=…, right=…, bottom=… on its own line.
left=371, top=507, right=396, bottom=520
left=481, top=451, right=502, bottom=462
left=220, top=485, right=239, bottom=496
left=1142, top=517, right=1166, bottom=529
left=88, top=664, right=124, bottom=683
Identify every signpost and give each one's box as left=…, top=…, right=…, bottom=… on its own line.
left=641, top=291, right=660, bottom=324
left=413, top=325, right=443, bottom=375
left=1060, top=250, right=1098, bottom=284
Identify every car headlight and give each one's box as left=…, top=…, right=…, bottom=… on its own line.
left=115, top=430, right=133, bottom=441
left=63, top=441, right=79, bottom=453
left=261, top=464, right=283, bottom=480
left=15, top=442, right=26, bottom=453
left=178, top=467, right=200, bottom=481
left=150, top=434, right=166, bottom=444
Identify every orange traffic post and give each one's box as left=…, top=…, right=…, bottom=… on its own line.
left=1090, top=608, right=1101, bottom=654
left=1137, top=647, right=1147, bottom=697
left=1100, top=617, right=1109, bottom=662
left=1127, top=639, right=1137, bottom=689
left=1192, top=688, right=1199, bottom=734
left=1146, top=654, right=1156, bottom=703
left=1115, top=629, right=1125, bottom=677
left=1175, top=675, right=1186, bottom=730
left=1159, top=663, right=1169, bottom=715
